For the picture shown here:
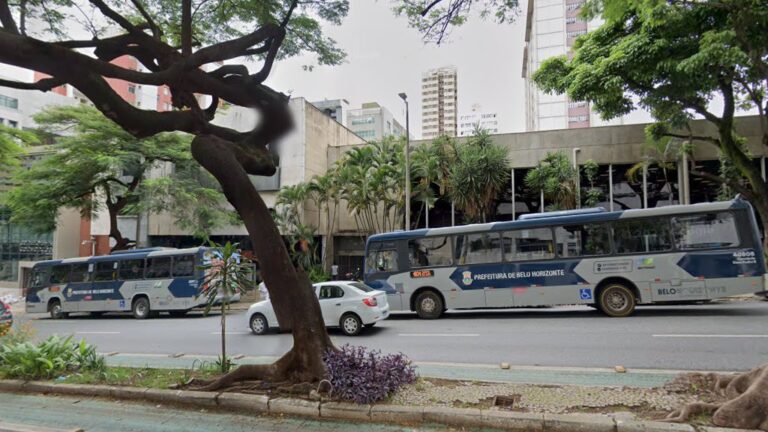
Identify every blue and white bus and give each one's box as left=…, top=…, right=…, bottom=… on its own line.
left=364, top=198, right=767, bottom=318
left=25, top=247, right=239, bottom=319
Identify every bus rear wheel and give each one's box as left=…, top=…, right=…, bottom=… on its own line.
left=598, top=284, right=636, bottom=317
left=132, top=297, right=151, bottom=319
left=415, top=291, right=444, bottom=319
left=49, top=300, right=67, bottom=320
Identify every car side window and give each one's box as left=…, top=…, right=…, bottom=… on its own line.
left=319, top=285, right=344, bottom=299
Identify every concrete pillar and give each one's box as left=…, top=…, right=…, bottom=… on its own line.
left=608, top=164, right=614, bottom=212
left=511, top=168, right=516, bottom=220
left=642, top=164, right=648, bottom=209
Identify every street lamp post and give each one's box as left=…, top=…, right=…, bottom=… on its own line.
left=399, top=92, right=410, bottom=231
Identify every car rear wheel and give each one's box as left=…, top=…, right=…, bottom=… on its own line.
left=598, top=283, right=636, bottom=317
left=415, top=291, right=444, bottom=319
left=340, top=313, right=362, bottom=336
left=250, top=313, right=269, bottom=335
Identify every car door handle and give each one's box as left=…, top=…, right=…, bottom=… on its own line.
left=335, top=303, right=341, bottom=306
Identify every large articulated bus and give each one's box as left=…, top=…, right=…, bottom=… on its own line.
left=25, top=247, right=240, bottom=319
left=364, top=198, right=767, bottom=318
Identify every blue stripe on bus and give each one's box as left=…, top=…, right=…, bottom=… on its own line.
left=366, top=279, right=398, bottom=294
left=448, top=261, right=587, bottom=290
left=168, top=278, right=201, bottom=298
left=677, top=249, right=764, bottom=279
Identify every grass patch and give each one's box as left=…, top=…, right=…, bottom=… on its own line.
left=57, top=366, right=220, bottom=389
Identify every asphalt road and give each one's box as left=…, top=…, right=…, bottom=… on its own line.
left=19, top=302, right=768, bottom=371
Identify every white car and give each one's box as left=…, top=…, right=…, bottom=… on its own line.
left=247, top=281, right=390, bottom=336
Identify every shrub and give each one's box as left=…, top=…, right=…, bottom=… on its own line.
left=323, top=344, right=417, bottom=404
left=0, top=335, right=105, bottom=380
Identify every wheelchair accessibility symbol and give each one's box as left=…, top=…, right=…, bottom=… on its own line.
left=579, top=288, right=593, bottom=300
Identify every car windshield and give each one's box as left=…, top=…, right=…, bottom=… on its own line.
left=348, top=282, right=375, bottom=293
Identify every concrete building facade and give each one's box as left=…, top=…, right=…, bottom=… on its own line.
left=422, top=66, right=458, bottom=139
left=459, top=104, right=500, bottom=136
left=346, top=102, right=406, bottom=141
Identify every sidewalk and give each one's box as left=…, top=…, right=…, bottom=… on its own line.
left=103, top=352, right=679, bottom=388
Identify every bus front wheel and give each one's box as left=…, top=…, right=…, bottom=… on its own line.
left=132, top=297, right=151, bottom=319
left=49, top=300, right=67, bottom=320
left=598, top=284, right=636, bottom=317
left=415, top=291, right=444, bottom=319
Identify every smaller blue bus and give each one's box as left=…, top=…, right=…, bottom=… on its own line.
left=25, top=247, right=239, bottom=319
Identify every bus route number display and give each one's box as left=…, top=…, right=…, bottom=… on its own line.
left=410, top=270, right=434, bottom=279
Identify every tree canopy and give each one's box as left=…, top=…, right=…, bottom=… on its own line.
left=394, top=0, right=521, bottom=43
left=5, top=105, right=229, bottom=249
left=533, top=0, right=768, bottom=243
left=0, top=124, right=33, bottom=174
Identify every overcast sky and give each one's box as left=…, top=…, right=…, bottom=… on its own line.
left=264, top=1, right=529, bottom=138
left=0, top=1, right=529, bottom=139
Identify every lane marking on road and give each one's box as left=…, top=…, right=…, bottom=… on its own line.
left=398, top=333, right=479, bottom=337
left=653, top=334, right=768, bottom=338
left=208, top=331, right=250, bottom=335
left=75, top=331, right=120, bottom=335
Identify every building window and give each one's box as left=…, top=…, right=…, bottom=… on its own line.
left=357, top=130, right=376, bottom=139
left=351, top=116, right=375, bottom=125
left=0, top=94, right=18, bottom=110
left=569, top=115, right=588, bottom=123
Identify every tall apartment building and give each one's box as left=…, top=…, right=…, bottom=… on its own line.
left=522, top=0, right=642, bottom=131
left=459, top=104, right=500, bottom=136
left=522, top=0, right=585, bottom=131
left=347, top=102, right=406, bottom=141
left=421, top=66, right=458, bottom=139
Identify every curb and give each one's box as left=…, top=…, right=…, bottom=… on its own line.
left=0, top=380, right=760, bottom=432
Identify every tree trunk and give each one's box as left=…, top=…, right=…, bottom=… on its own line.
left=106, top=202, right=132, bottom=252
left=220, top=299, right=226, bottom=373
left=191, top=135, right=332, bottom=388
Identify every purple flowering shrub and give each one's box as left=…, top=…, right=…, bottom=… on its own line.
left=323, top=344, right=417, bottom=404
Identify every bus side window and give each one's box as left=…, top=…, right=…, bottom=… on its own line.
left=172, top=255, right=196, bottom=277
left=29, top=267, right=50, bottom=289
left=613, top=218, right=672, bottom=254
left=409, top=237, right=452, bottom=268
left=671, top=212, right=739, bottom=250
left=455, top=233, right=502, bottom=264
left=70, top=263, right=90, bottom=283
left=119, top=259, right=144, bottom=280
left=146, top=257, right=171, bottom=278
left=556, top=224, right=611, bottom=257
left=367, top=249, right=398, bottom=272
left=50, top=265, right=70, bottom=284
left=503, top=229, right=554, bottom=261
left=94, top=261, right=117, bottom=281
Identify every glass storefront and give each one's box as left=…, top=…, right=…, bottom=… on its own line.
left=0, top=208, right=53, bottom=282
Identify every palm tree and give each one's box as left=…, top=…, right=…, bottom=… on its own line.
left=308, top=170, right=341, bottom=270
left=447, top=130, right=510, bottom=223
left=198, top=242, right=254, bottom=373
left=525, top=151, right=578, bottom=211
left=411, top=144, right=440, bottom=228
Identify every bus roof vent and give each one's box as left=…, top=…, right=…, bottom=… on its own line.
left=518, top=207, right=607, bottom=221
left=109, top=247, right=176, bottom=255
